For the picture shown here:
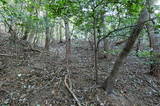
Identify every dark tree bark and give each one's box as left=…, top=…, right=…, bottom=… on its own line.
left=101, top=8, right=149, bottom=94
left=59, top=24, right=63, bottom=43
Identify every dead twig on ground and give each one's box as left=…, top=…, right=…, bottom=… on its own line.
left=30, top=47, right=41, bottom=53
left=64, top=74, right=81, bottom=106
left=136, top=75, right=160, bottom=95
left=0, top=54, right=13, bottom=57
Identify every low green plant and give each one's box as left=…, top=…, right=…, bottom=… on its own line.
left=136, top=50, right=151, bottom=58
left=104, top=49, right=121, bottom=55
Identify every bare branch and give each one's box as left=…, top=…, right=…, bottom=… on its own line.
left=97, top=17, right=156, bottom=47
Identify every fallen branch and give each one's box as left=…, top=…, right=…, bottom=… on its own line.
left=64, top=74, right=81, bottom=106
left=0, top=54, right=13, bottom=57
left=30, top=46, right=41, bottom=53
left=136, top=75, right=160, bottom=95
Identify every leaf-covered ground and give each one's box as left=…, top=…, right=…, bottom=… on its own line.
left=0, top=36, right=160, bottom=106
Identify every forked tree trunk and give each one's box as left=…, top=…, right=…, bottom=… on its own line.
left=64, top=19, right=71, bottom=64
left=101, top=8, right=149, bottom=94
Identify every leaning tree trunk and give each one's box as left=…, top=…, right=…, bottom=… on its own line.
left=101, top=8, right=149, bottom=94
left=64, top=18, right=71, bottom=64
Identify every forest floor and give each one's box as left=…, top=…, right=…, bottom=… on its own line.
left=0, top=35, right=160, bottom=106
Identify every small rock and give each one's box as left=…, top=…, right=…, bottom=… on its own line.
left=17, top=73, right=22, bottom=77
left=4, top=98, right=10, bottom=104
left=20, top=94, right=26, bottom=98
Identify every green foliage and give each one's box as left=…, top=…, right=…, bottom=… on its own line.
left=104, top=49, right=121, bottom=55
left=136, top=50, right=151, bottom=58
left=1, top=104, right=9, bottom=106
left=0, top=0, right=159, bottom=45
left=47, top=0, right=79, bottom=18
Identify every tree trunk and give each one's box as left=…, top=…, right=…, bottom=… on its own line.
left=8, top=26, right=17, bottom=43
left=146, top=21, right=160, bottom=77
left=59, top=23, right=63, bottom=43
left=136, top=38, right=141, bottom=55
left=101, top=8, right=149, bottom=94
left=27, top=30, right=34, bottom=43
left=101, top=13, right=109, bottom=58
left=33, top=35, right=38, bottom=46
left=45, top=13, right=50, bottom=50
left=93, top=16, right=98, bottom=83
left=150, top=34, right=160, bottom=77
left=45, top=27, right=49, bottom=50
left=21, top=27, right=29, bottom=40
left=64, top=19, right=71, bottom=64
left=146, top=0, right=160, bottom=77
left=49, top=27, right=54, bottom=45
left=88, top=36, right=94, bottom=50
